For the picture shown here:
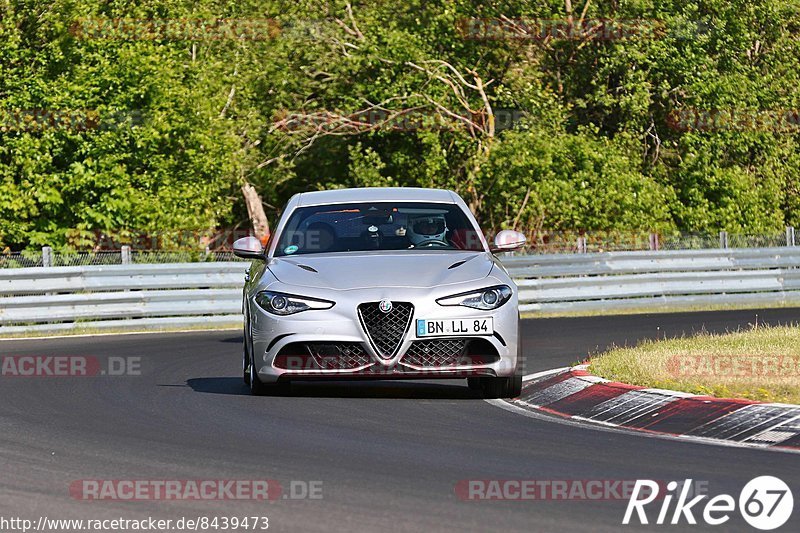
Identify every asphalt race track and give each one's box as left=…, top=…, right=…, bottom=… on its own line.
left=1, top=308, right=799, bottom=532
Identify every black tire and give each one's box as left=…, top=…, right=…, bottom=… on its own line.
left=478, top=377, right=505, bottom=399
left=249, top=359, right=268, bottom=396
left=480, top=374, right=522, bottom=399
left=249, top=351, right=291, bottom=396
left=506, top=373, right=522, bottom=398
left=467, top=377, right=482, bottom=391
left=243, top=325, right=251, bottom=386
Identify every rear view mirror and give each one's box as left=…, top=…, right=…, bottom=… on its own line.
left=232, top=236, right=265, bottom=260
left=491, top=230, right=527, bottom=253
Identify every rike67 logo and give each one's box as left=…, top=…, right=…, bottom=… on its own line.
left=624, top=476, right=793, bottom=530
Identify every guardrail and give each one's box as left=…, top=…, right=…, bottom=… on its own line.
left=505, top=246, right=800, bottom=313
left=0, top=263, right=248, bottom=335
left=1, top=247, right=798, bottom=334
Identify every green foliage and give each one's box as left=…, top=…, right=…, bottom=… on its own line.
left=1, top=0, right=799, bottom=249
left=482, top=124, right=675, bottom=231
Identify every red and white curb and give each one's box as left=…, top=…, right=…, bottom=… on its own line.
left=491, top=366, right=800, bottom=453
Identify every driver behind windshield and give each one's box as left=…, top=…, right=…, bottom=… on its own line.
left=407, top=214, right=448, bottom=248
left=274, top=202, right=484, bottom=256
left=304, top=221, right=336, bottom=252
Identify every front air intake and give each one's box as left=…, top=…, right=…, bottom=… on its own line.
left=402, top=339, right=469, bottom=367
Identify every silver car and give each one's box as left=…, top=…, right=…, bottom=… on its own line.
left=233, top=187, right=526, bottom=398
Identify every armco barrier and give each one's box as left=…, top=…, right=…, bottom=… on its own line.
left=1, top=247, right=799, bottom=334
left=505, top=246, right=800, bottom=313
left=0, top=263, right=247, bottom=334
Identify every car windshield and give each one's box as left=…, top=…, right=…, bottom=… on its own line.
left=274, top=202, right=485, bottom=256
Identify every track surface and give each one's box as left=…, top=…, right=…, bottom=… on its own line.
left=1, top=309, right=799, bottom=532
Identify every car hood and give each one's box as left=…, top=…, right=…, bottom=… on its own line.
left=267, top=251, right=494, bottom=290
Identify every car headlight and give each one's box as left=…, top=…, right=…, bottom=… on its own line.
left=436, top=285, right=513, bottom=310
left=254, top=291, right=334, bottom=316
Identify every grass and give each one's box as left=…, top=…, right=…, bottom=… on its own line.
left=588, top=325, right=800, bottom=404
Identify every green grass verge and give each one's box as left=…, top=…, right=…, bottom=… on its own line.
left=588, top=325, right=800, bottom=404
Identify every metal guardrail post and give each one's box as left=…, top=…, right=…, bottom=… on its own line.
left=42, top=246, right=52, bottom=267
left=786, top=226, right=795, bottom=247
left=576, top=236, right=587, bottom=253
left=649, top=233, right=659, bottom=251
left=719, top=231, right=728, bottom=249
left=121, top=245, right=131, bottom=264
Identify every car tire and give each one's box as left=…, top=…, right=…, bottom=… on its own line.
left=249, top=351, right=291, bottom=396
left=249, top=360, right=268, bottom=396
left=243, top=325, right=251, bottom=386
left=478, top=377, right=504, bottom=399
left=467, top=377, right=482, bottom=391
left=506, top=373, right=522, bottom=398
left=479, top=374, right=522, bottom=399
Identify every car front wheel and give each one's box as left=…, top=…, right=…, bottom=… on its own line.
left=467, top=377, right=482, bottom=391
left=479, top=374, right=522, bottom=399
left=249, top=355, right=269, bottom=395
left=249, top=350, right=291, bottom=396
left=243, top=324, right=251, bottom=386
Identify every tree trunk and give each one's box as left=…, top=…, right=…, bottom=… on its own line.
left=241, top=182, right=270, bottom=243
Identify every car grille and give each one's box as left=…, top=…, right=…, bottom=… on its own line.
left=401, top=339, right=469, bottom=367
left=274, top=342, right=371, bottom=370
left=307, top=343, right=372, bottom=370
left=357, top=301, right=414, bottom=359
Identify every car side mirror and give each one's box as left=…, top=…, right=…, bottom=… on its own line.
left=232, top=236, right=265, bottom=260
left=491, top=230, right=527, bottom=253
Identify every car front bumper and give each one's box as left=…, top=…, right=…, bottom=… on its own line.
left=248, top=284, right=519, bottom=383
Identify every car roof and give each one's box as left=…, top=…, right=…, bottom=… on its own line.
left=295, top=187, right=457, bottom=207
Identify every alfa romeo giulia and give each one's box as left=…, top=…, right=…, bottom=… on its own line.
left=233, top=187, right=526, bottom=398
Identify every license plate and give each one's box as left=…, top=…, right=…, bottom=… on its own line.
left=416, top=318, right=493, bottom=338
